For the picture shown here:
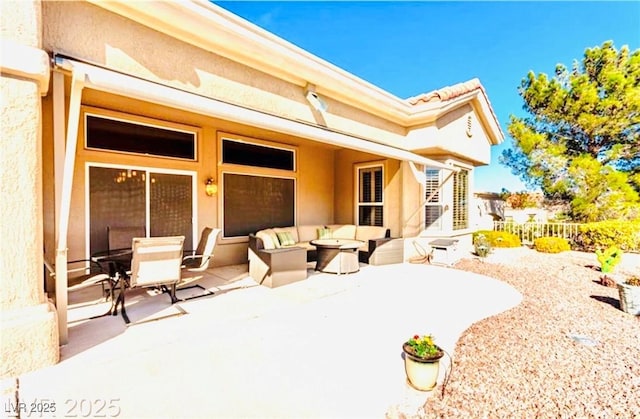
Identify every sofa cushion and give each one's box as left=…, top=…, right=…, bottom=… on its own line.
left=327, top=224, right=357, bottom=240
left=356, top=226, right=388, bottom=243
left=316, top=227, right=332, bottom=239
left=276, top=231, right=296, bottom=247
left=257, top=229, right=280, bottom=250
left=273, top=226, right=299, bottom=243
left=297, top=225, right=324, bottom=242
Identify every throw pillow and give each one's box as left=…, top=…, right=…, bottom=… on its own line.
left=317, top=227, right=332, bottom=239
left=276, top=231, right=296, bottom=247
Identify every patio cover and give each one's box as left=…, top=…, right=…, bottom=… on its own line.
left=54, top=56, right=456, bottom=171
left=51, top=55, right=457, bottom=343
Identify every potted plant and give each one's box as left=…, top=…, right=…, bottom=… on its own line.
left=473, top=233, right=491, bottom=258
left=402, top=334, right=444, bottom=391
left=618, top=276, right=640, bottom=315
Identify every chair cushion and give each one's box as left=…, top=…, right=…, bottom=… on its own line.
left=276, top=231, right=296, bottom=247
left=327, top=224, right=357, bottom=240
left=273, top=226, right=299, bottom=243
left=355, top=226, right=388, bottom=242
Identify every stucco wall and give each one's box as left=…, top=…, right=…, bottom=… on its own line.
left=1, top=0, right=59, bottom=378
left=406, top=104, right=492, bottom=165
left=42, top=1, right=404, bottom=146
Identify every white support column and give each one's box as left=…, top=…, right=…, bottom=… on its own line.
left=54, top=69, right=85, bottom=345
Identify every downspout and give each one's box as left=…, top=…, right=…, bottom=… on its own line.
left=53, top=67, right=85, bottom=345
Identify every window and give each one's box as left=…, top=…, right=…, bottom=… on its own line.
left=85, top=114, right=196, bottom=160
left=88, top=165, right=195, bottom=254
left=424, top=169, right=443, bottom=229
left=453, top=169, right=469, bottom=230
left=219, top=135, right=297, bottom=238
left=222, top=138, right=295, bottom=171
left=222, top=173, right=295, bottom=237
left=357, top=165, right=383, bottom=226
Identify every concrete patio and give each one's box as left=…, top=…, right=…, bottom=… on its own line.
left=7, top=261, right=521, bottom=418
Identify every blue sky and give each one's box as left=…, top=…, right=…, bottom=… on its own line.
left=216, top=1, right=639, bottom=192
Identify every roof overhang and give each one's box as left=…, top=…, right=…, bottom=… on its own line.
left=85, top=0, right=503, bottom=143
left=54, top=56, right=458, bottom=172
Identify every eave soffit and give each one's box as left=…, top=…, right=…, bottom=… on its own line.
left=85, top=0, right=503, bottom=143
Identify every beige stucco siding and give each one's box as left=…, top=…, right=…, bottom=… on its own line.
left=406, top=104, right=492, bottom=165
left=42, top=1, right=405, bottom=147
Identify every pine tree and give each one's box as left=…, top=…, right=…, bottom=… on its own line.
left=501, top=41, right=640, bottom=221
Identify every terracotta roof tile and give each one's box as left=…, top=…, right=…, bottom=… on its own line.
left=406, top=78, right=504, bottom=140
left=406, top=78, right=483, bottom=105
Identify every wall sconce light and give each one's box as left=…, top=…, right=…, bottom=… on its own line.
left=205, top=178, right=218, bottom=196
left=305, top=84, right=328, bottom=113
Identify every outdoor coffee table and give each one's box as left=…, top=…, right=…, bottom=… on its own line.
left=310, top=239, right=364, bottom=275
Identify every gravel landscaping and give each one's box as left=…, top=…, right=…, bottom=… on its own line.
left=413, top=247, right=640, bottom=418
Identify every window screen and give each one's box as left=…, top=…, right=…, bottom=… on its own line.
left=86, top=115, right=196, bottom=160
left=223, top=173, right=295, bottom=237
left=222, top=139, right=294, bottom=171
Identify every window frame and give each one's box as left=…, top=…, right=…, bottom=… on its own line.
left=424, top=168, right=444, bottom=230
left=84, top=111, right=198, bottom=161
left=355, top=162, right=384, bottom=227
left=217, top=133, right=298, bottom=240
left=84, top=162, right=198, bottom=257
left=452, top=168, right=470, bottom=231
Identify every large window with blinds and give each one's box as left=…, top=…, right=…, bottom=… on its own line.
left=357, top=164, right=383, bottom=227
left=453, top=169, right=469, bottom=230
left=424, top=169, right=443, bottom=229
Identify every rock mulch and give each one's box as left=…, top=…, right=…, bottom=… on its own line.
left=401, top=247, right=640, bottom=418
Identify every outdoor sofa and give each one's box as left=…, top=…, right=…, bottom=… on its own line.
left=248, top=224, right=393, bottom=287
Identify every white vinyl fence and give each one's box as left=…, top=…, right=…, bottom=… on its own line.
left=493, top=221, right=583, bottom=245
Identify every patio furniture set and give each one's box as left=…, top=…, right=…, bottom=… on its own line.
left=45, top=226, right=221, bottom=324
left=248, top=224, right=405, bottom=287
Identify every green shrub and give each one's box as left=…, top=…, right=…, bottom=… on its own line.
left=473, top=230, right=522, bottom=248
left=533, top=237, right=571, bottom=253
left=575, top=220, right=640, bottom=252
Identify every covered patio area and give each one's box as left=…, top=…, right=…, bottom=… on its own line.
left=15, top=261, right=521, bottom=418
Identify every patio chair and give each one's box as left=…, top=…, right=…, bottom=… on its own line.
left=117, top=235, right=185, bottom=324
left=43, top=257, right=115, bottom=318
left=182, top=227, right=221, bottom=271
left=107, top=225, right=145, bottom=251
left=178, top=227, right=221, bottom=300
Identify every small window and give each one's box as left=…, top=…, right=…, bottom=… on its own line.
left=453, top=169, right=469, bottom=230
left=222, top=139, right=294, bottom=171
left=86, top=114, right=196, bottom=160
left=357, top=165, right=383, bottom=227
left=425, top=169, right=443, bottom=229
